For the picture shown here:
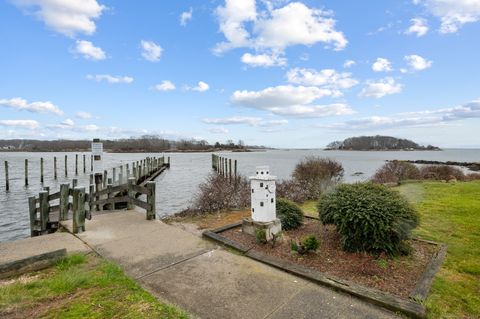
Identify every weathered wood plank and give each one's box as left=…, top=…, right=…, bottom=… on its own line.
left=131, top=198, right=151, bottom=211
left=0, top=249, right=67, bottom=279
left=48, top=192, right=61, bottom=201
left=410, top=244, right=448, bottom=301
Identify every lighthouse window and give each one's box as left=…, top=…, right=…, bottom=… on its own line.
left=260, top=182, right=263, bottom=187
left=251, top=189, right=254, bottom=193
left=261, top=171, right=264, bottom=174
left=252, top=208, right=255, bottom=212
left=260, top=202, right=264, bottom=207
left=271, top=198, right=274, bottom=203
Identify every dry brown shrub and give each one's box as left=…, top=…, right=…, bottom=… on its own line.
left=371, top=161, right=421, bottom=184
left=419, top=165, right=465, bottom=181
left=186, top=172, right=250, bottom=214
left=291, top=156, right=344, bottom=200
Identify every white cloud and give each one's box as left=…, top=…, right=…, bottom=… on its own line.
left=86, top=74, right=133, bottom=84
left=0, top=120, right=39, bottom=129
left=48, top=118, right=75, bottom=129
left=0, top=97, right=63, bottom=115
left=154, top=80, right=176, bottom=91
left=253, top=2, right=347, bottom=51
left=203, top=116, right=289, bottom=127
left=180, top=7, right=193, bottom=26
left=231, top=85, right=354, bottom=118
left=360, top=77, right=403, bottom=98
left=414, top=0, right=480, bottom=33
left=322, top=98, right=480, bottom=130
left=191, top=81, right=210, bottom=92
left=214, top=0, right=257, bottom=53
left=208, top=126, right=229, bottom=134
left=214, top=1, right=347, bottom=54
left=203, top=116, right=261, bottom=126
left=12, top=0, right=105, bottom=37
left=241, top=52, right=286, bottom=67
left=73, top=40, right=106, bottom=60
left=343, top=60, right=356, bottom=68
left=140, top=40, right=162, bottom=62
left=405, top=18, right=429, bottom=37
left=372, top=58, right=393, bottom=72
left=258, top=119, right=289, bottom=127
left=76, top=111, right=93, bottom=119
left=286, top=68, right=358, bottom=95
left=404, top=54, right=432, bottom=71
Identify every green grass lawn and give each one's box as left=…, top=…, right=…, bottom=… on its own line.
left=396, top=181, right=480, bottom=319
left=0, top=254, right=188, bottom=319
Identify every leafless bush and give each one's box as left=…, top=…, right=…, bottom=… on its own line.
left=466, top=173, right=480, bottom=181
left=371, top=161, right=421, bottom=184
left=276, top=179, right=308, bottom=203
left=419, top=165, right=465, bottom=181
left=186, top=173, right=250, bottom=214
left=292, top=156, right=344, bottom=200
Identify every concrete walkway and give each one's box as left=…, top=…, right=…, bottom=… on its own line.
left=60, top=210, right=399, bottom=319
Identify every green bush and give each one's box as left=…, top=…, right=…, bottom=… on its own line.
left=290, top=235, right=320, bottom=254
left=276, top=198, right=304, bottom=230
left=255, top=228, right=267, bottom=244
left=303, top=235, right=320, bottom=251
left=318, top=183, right=419, bottom=256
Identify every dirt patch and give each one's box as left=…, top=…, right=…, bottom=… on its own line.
left=164, top=209, right=251, bottom=230
left=222, top=218, right=438, bottom=299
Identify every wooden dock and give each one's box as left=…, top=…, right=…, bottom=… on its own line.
left=27, top=156, right=170, bottom=236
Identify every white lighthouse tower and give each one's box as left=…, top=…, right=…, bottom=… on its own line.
left=242, top=166, right=281, bottom=241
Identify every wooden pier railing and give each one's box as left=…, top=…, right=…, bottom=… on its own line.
left=28, top=156, right=168, bottom=236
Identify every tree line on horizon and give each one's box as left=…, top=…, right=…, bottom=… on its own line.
left=0, top=135, right=261, bottom=152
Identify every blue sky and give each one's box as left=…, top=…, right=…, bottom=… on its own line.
left=1, top=0, right=480, bottom=148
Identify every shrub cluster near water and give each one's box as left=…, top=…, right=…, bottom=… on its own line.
left=318, top=183, right=419, bottom=256
left=183, top=172, right=250, bottom=214
left=277, top=156, right=344, bottom=203
left=371, top=161, right=480, bottom=184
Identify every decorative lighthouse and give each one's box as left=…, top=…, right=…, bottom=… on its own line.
left=242, top=166, right=281, bottom=241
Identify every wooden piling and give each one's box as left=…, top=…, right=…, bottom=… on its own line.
left=119, top=165, right=123, bottom=184
left=146, top=181, right=156, bottom=220
left=103, top=170, right=107, bottom=188
left=54, top=157, right=57, bottom=180
left=39, top=190, right=49, bottom=233
left=106, top=179, right=112, bottom=210
left=88, top=184, right=94, bottom=218
left=64, top=155, right=68, bottom=177
left=25, top=159, right=28, bottom=186
left=72, top=187, right=86, bottom=234
left=224, top=158, right=228, bottom=178
left=40, top=158, right=44, bottom=184
left=59, top=183, right=69, bottom=221
left=75, top=154, right=78, bottom=176
left=234, top=160, right=237, bottom=182
left=127, top=178, right=135, bottom=210
left=94, top=173, right=102, bottom=211
left=4, top=161, right=9, bottom=191
left=112, top=167, right=116, bottom=184
left=28, top=196, right=37, bottom=236
left=229, top=159, right=232, bottom=183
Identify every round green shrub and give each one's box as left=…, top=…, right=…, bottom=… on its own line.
left=303, top=235, right=320, bottom=252
left=276, top=198, right=304, bottom=230
left=318, top=183, right=419, bottom=256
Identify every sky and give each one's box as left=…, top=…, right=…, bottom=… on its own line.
left=1, top=0, right=480, bottom=148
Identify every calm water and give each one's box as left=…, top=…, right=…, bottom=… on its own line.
left=1, top=149, right=479, bottom=242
